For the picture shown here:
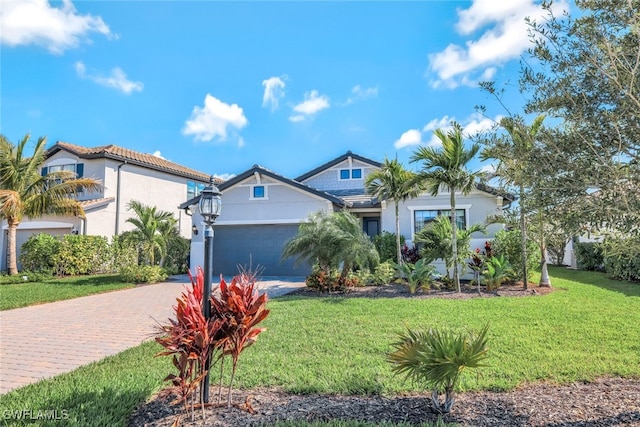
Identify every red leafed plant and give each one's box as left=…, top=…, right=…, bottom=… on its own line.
left=211, top=271, right=270, bottom=407
left=155, top=265, right=270, bottom=421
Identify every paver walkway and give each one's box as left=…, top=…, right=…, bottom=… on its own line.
left=0, top=276, right=304, bottom=395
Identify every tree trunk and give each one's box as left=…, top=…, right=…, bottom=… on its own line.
left=395, top=201, right=402, bottom=264
left=450, top=190, right=460, bottom=293
left=7, top=218, right=19, bottom=275
left=539, top=210, right=552, bottom=287
left=519, top=185, right=528, bottom=290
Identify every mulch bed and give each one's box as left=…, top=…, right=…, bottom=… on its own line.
left=130, top=284, right=639, bottom=426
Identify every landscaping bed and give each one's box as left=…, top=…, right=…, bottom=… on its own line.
left=129, top=377, right=640, bottom=426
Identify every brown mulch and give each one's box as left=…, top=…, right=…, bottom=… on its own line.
left=130, top=284, right=638, bottom=426
left=129, top=378, right=640, bottom=426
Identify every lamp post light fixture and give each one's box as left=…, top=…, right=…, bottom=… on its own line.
left=198, top=175, right=222, bottom=404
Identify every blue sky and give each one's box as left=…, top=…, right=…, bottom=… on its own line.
left=1, top=0, right=570, bottom=180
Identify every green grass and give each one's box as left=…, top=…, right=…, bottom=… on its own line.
left=1, top=266, right=638, bottom=426
left=0, top=275, right=134, bottom=310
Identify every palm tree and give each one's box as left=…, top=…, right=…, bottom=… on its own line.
left=410, top=123, right=483, bottom=292
left=0, top=134, right=102, bottom=275
left=415, top=215, right=486, bottom=281
left=365, top=158, right=419, bottom=264
left=330, top=210, right=379, bottom=280
left=124, top=200, right=176, bottom=266
left=481, top=114, right=548, bottom=288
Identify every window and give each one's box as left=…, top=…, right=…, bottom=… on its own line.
left=339, top=169, right=350, bottom=180
left=339, top=168, right=362, bottom=180
left=252, top=185, right=265, bottom=198
left=414, top=209, right=466, bottom=233
left=187, top=181, right=206, bottom=199
left=351, top=168, right=362, bottom=179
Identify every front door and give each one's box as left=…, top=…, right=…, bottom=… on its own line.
left=362, top=217, right=380, bottom=238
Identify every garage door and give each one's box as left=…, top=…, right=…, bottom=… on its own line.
left=212, top=224, right=310, bottom=277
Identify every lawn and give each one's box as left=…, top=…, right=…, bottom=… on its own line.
left=0, top=274, right=134, bottom=310
left=0, top=266, right=638, bottom=426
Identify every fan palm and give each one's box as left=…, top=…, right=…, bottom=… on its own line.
left=411, top=123, right=484, bottom=292
left=0, top=134, right=102, bottom=275
left=365, top=158, right=419, bottom=264
left=124, top=200, right=176, bottom=266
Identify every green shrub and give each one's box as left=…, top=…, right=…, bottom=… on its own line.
left=19, top=233, right=61, bottom=272
left=491, top=229, right=538, bottom=282
left=372, top=261, right=396, bottom=285
left=374, top=231, right=405, bottom=263
left=111, top=234, right=138, bottom=270
left=0, top=270, right=54, bottom=284
left=574, top=241, right=604, bottom=271
left=119, top=265, right=168, bottom=283
left=163, top=236, right=190, bottom=274
left=396, top=259, right=436, bottom=294
left=602, top=237, right=640, bottom=282
left=54, top=235, right=112, bottom=276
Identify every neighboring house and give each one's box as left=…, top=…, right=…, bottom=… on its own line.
left=181, top=151, right=515, bottom=277
left=1, top=141, right=212, bottom=272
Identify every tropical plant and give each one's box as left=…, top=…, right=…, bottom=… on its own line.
left=396, top=259, right=435, bottom=294
left=388, top=324, right=490, bottom=414
left=374, top=231, right=405, bottom=263
left=0, top=134, right=102, bottom=275
left=123, top=200, right=178, bottom=266
left=483, top=255, right=513, bottom=291
left=365, top=158, right=419, bottom=264
left=411, top=123, right=484, bottom=292
left=282, top=210, right=379, bottom=286
left=492, top=229, right=538, bottom=285
left=415, top=215, right=486, bottom=281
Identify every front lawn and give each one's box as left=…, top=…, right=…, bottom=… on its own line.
left=0, top=274, right=134, bottom=310
left=1, top=267, right=638, bottom=426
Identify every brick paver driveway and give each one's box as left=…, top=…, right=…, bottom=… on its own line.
left=0, top=276, right=304, bottom=395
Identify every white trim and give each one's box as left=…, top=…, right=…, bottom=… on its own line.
left=214, top=219, right=302, bottom=226
left=3, top=221, right=73, bottom=230
left=227, top=175, right=336, bottom=204
left=409, top=205, right=472, bottom=242
left=250, top=184, right=268, bottom=200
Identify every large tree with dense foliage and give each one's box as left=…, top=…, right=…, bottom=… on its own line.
left=0, top=134, right=102, bottom=275
left=411, top=123, right=484, bottom=292
left=365, top=158, right=419, bottom=265
left=521, top=0, right=640, bottom=235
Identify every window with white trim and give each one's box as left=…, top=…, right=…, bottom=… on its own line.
left=339, top=168, right=363, bottom=180
left=414, top=209, right=466, bottom=233
left=251, top=185, right=266, bottom=199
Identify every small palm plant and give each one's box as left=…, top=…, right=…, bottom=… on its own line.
left=387, top=324, right=490, bottom=414
left=483, top=255, right=514, bottom=291
left=396, top=259, right=435, bottom=294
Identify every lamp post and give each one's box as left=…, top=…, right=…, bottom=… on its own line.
left=197, top=176, right=222, bottom=403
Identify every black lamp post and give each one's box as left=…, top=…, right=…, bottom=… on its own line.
left=197, top=175, right=222, bottom=403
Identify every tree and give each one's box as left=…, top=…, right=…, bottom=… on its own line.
left=521, top=0, right=640, bottom=235
left=415, top=215, right=486, bottom=281
left=410, top=123, right=484, bottom=292
left=0, top=134, right=101, bottom=275
left=124, top=200, right=177, bottom=266
left=365, top=158, right=419, bottom=265
left=480, top=114, right=550, bottom=288
left=282, top=210, right=379, bottom=277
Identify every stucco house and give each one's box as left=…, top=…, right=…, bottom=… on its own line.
left=182, top=151, right=515, bottom=277
left=1, top=141, right=212, bottom=272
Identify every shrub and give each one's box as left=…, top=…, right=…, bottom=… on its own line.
left=372, top=261, right=397, bottom=285
left=491, top=229, right=537, bottom=283
left=54, top=235, right=112, bottom=276
left=602, top=237, right=640, bottom=282
left=388, top=324, right=490, bottom=414
left=574, top=241, right=604, bottom=271
left=164, top=236, right=191, bottom=274
left=396, top=259, right=436, bottom=294
left=401, top=243, right=421, bottom=264
left=374, top=231, right=405, bottom=263
left=0, top=271, right=54, bottom=284
left=483, top=255, right=513, bottom=291
left=19, top=233, right=61, bottom=273
left=119, top=265, right=168, bottom=283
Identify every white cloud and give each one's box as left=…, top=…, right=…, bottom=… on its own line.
left=289, top=90, right=330, bottom=121
left=213, top=173, right=236, bottom=181
left=0, top=0, right=112, bottom=54
left=262, top=76, right=286, bottom=112
left=428, top=0, right=570, bottom=88
left=462, top=112, right=500, bottom=137
left=182, top=94, right=248, bottom=143
left=75, top=61, right=143, bottom=94
left=344, top=84, right=379, bottom=105
left=237, top=137, right=245, bottom=148
left=394, top=129, right=422, bottom=150
left=480, top=163, right=497, bottom=174
left=152, top=150, right=165, bottom=159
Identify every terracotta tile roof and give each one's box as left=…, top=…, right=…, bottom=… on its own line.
left=78, top=197, right=116, bottom=211
left=47, top=141, right=219, bottom=184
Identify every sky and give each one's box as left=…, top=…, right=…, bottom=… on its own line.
left=1, top=0, right=571, bottom=181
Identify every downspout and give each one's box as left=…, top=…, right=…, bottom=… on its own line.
left=115, top=161, right=127, bottom=235
left=81, top=217, right=87, bottom=235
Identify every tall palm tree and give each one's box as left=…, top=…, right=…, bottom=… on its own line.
left=124, top=200, right=176, bottom=266
left=0, top=134, right=102, bottom=275
left=481, top=114, right=548, bottom=289
left=365, top=158, right=419, bottom=264
left=410, top=123, right=483, bottom=292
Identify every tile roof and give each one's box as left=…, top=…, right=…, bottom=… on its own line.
left=47, top=141, right=218, bottom=183
left=78, top=197, right=116, bottom=211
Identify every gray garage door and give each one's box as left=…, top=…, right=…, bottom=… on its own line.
left=212, top=224, right=310, bottom=277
